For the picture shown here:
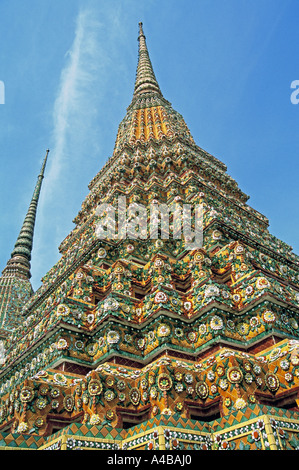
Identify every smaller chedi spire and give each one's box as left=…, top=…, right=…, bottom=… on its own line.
left=0, top=149, right=49, bottom=336
left=3, top=149, right=49, bottom=280
left=133, top=22, right=163, bottom=99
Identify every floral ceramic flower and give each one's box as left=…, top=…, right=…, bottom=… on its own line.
left=256, top=377, right=263, bottom=387
left=235, top=398, right=246, bottom=410
left=56, top=304, right=70, bottom=317
left=224, top=397, right=231, bottom=407
left=174, top=371, right=183, bottom=381
left=157, top=324, right=171, bottom=337
left=184, top=301, right=192, bottom=311
left=118, top=392, right=126, bottom=402
left=35, top=417, right=44, bottom=428
left=141, top=378, right=148, bottom=390
left=227, top=367, right=243, bottom=384
left=207, top=371, right=215, bottom=382
left=175, top=402, right=183, bottom=412
left=244, top=373, right=253, bottom=384
left=280, top=359, right=290, bottom=370
left=97, top=248, right=107, bottom=258
left=75, top=340, right=84, bottom=350
left=236, top=322, right=250, bottom=336
left=232, top=293, right=241, bottom=304
left=205, top=285, right=220, bottom=298
left=129, top=388, right=140, bottom=405
left=116, top=380, right=126, bottom=391
left=150, top=386, right=158, bottom=398
left=54, top=373, right=67, bottom=385
left=251, top=430, right=260, bottom=441
left=210, top=315, right=224, bottom=331
left=63, top=395, right=74, bottom=412
left=198, top=324, right=207, bottom=336
left=154, top=291, right=168, bottom=303
left=174, top=328, right=184, bottom=338
left=50, top=387, right=60, bottom=398
left=249, top=394, right=256, bottom=404
left=36, top=397, right=47, bottom=410
left=256, top=419, right=265, bottom=430
left=263, top=310, right=276, bottom=324
left=39, top=385, right=49, bottom=396
left=56, top=338, right=68, bottom=350
left=20, top=387, right=34, bottom=403
left=175, top=383, right=184, bottom=393
left=212, top=230, right=222, bottom=240
left=86, top=342, right=99, bottom=356
left=137, top=338, right=146, bottom=350
left=90, top=413, right=101, bottom=425
left=265, top=373, right=280, bottom=392
left=184, top=373, right=194, bottom=384
left=88, top=379, right=103, bottom=396
left=250, top=317, right=260, bottom=329
left=253, top=364, right=262, bottom=374
left=104, top=390, right=115, bottom=401
left=291, top=354, right=299, bottom=366
left=219, top=379, right=228, bottom=391
left=245, top=285, right=254, bottom=296
left=158, top=373, right=173, bottom=391
left=221, top=290, right=230, bottom=299
left=256, top=277, right=270, bottom=290
left=126, top=244, right=135, bottom=253
left=51, top=400, right=59, bottom=409
left=107, top=330, right=120, bottom=344
left=106, top=377, right=115, bottom=387
left=187, top=331, right=197, bottom=343
left=285, top=373, right=293, bottom=382
left=17, top=421, right=28, bottom=433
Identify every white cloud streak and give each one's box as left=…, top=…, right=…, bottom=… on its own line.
left=31, top=2, right=130, bottom=290
left=33, top=7, right=106, bottom=289
left=46, top=8, right=102, bottom=193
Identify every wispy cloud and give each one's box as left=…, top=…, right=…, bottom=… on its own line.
left=30, top=2, right=133, bottom=289
left=45, top=8, right=102, bottom=195
left=33, top=6, right=108, bottom=289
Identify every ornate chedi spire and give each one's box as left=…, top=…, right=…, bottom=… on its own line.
left=0, top=24, right=298, bottom=450
left=109, top=22, right=197, bottom=160
left=0, top=149, right=49, bottom=335
left=7, top=149, right=49, bottom=279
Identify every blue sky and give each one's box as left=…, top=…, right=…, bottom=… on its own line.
left=0, top=0, right=298, bottom=291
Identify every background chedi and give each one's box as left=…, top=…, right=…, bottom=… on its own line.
left=0, top=23, right=298, bottom=451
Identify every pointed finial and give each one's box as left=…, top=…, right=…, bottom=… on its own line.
left=38, top=148, right=50, bottom=178
left=138, top=22, right=144, bottom=39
